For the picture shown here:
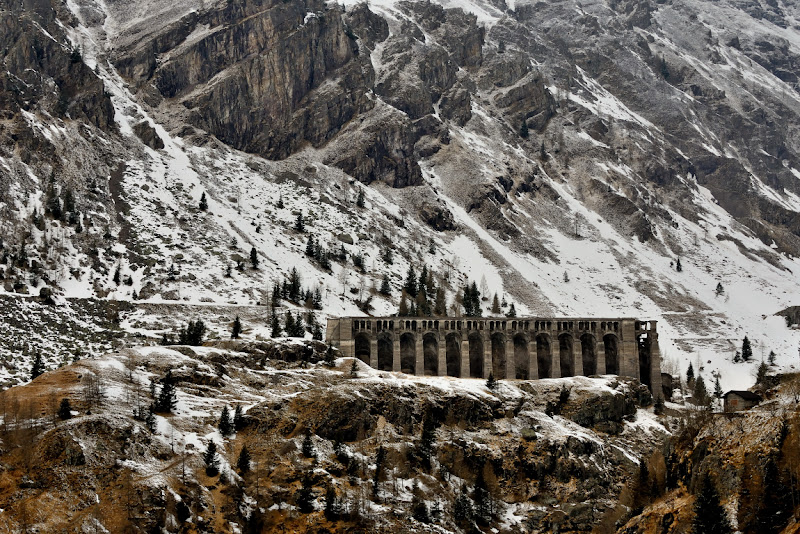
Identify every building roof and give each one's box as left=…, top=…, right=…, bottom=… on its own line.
left=724, top=390, right=761, bottom=401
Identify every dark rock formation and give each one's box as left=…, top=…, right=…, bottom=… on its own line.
left=0, top=0, right=114, bottom=129
left=325, top=104, right=423, bottom=187
left=117, top=0, right=374, bottom=161
left=419, top=202, right=457, bottom=231
left=344, top=2, right=390, bottom=49
left=494, top=72, right=556, bottom=131
left=133, top=121, right=164, bottom=150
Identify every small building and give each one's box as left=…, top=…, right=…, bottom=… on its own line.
left=723, top=390, right=761, bottom=412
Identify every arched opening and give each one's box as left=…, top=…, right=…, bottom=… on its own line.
left=537, top=334, right=551, bottom=379
left=423, top=333, right=438, bottom=376
left=581, top=333, right=597, bottom=376
left=445, top=333, right=461, bottom=377
left=400, top=333, right=416, bottom=375
left=604, top=334, right=618, bottom=375
left=514, top=335, right=529, bottom=380
left=469, top=332, right=484, bottom=378
left=377, top=333, right=393, bottom=372
left=559, top=334, right=573, bottom=377
left=354, top=333, right=370, bottom=365
left=491, top=333, right=506, bottom=379
left=638, top=333, right=652, bottom=389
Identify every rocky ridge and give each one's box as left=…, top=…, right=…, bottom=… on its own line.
left=0, top=341, right=665, bottom=533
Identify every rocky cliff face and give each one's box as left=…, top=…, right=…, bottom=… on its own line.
left=0, top=0, right=114, bottom=130
left=0, top=0, right=800, bottom=465
left=0, top=342, right=665, bottom=533
left=115, top=0, right=373, bottom=161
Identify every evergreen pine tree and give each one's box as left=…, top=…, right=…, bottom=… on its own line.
left=714, top=376, right=723, bottom=400
left=715, top=282, right=724, bottom=296
left=768, top=350, right=776, bottom=365
left=199, top=192, right=208, bottom=211
left=295, top=212, right=305, bottom=232
left=470, top=281, right=482, bottom=317
left=692, top=472, right=732, bottom=534
left=154, top=369, right=177, bottom=413
left=58, top=398, right=72, bottom=420
left=461, top=285, right=473, bottom=317
left=179, top=319, right=205, bottom=346
left=491, top=293, right=501, bottom=314
left=219, top=406, right=233, bottom=436
left=350, top=359, right=358, bottom=378
left=325, top=485, right=340, bottom=519
left=676, top=257, right=683, bottom=272
left=734, top=350, right=742, bottom=363
left=356, top=188, right=365, bottom=208
left=233, top=405, right=245, bottom=430
left=231, top=316, right=242, bottom=339
left=145, top=405, right=156, bottom=432
left=686, top=362, right=695, bottom=386
left=277, top=195, right=284, bottom=208
left=288, top=267, right=302, bottom=302
left=312, top=322, right=323, bottom=341
left=312, top=286, right=322, bottom=309
left=296, top=473, right=314, bottom=513
left=250, top=247, right=259, bottom=269
left=63, top=187, right=75, bottom=215
left=405, top=266, right=418, bottom=297
left=237, top=445, right=251, bottom=474
left=693, top=375, right=710, bottom=408
left=305, top=235, right=315, bottom=257
left=270, top=314, right=282, bottom=338
left=293, top=312, right=305, bottom=337
left=756, top=361, right=769, bottom=386
left=285, top=312, right=296, bottom=337
left=486, top=372, right=497, bottom=390
left=519, top=119, right=529, bottom=139
left=204, top=441, right=219, bottom=476
left=302, top=430, right=316, bottom=459
left=741, top=336, right=753, bottom=362
left=30, top=352, right=45, bottom=380
left=506, top=303, right=517, bottom=317
left=379, top=275, right=392, bottom=296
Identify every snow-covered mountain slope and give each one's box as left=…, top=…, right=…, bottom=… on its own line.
left=1, top=0, right=799, bottom=393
